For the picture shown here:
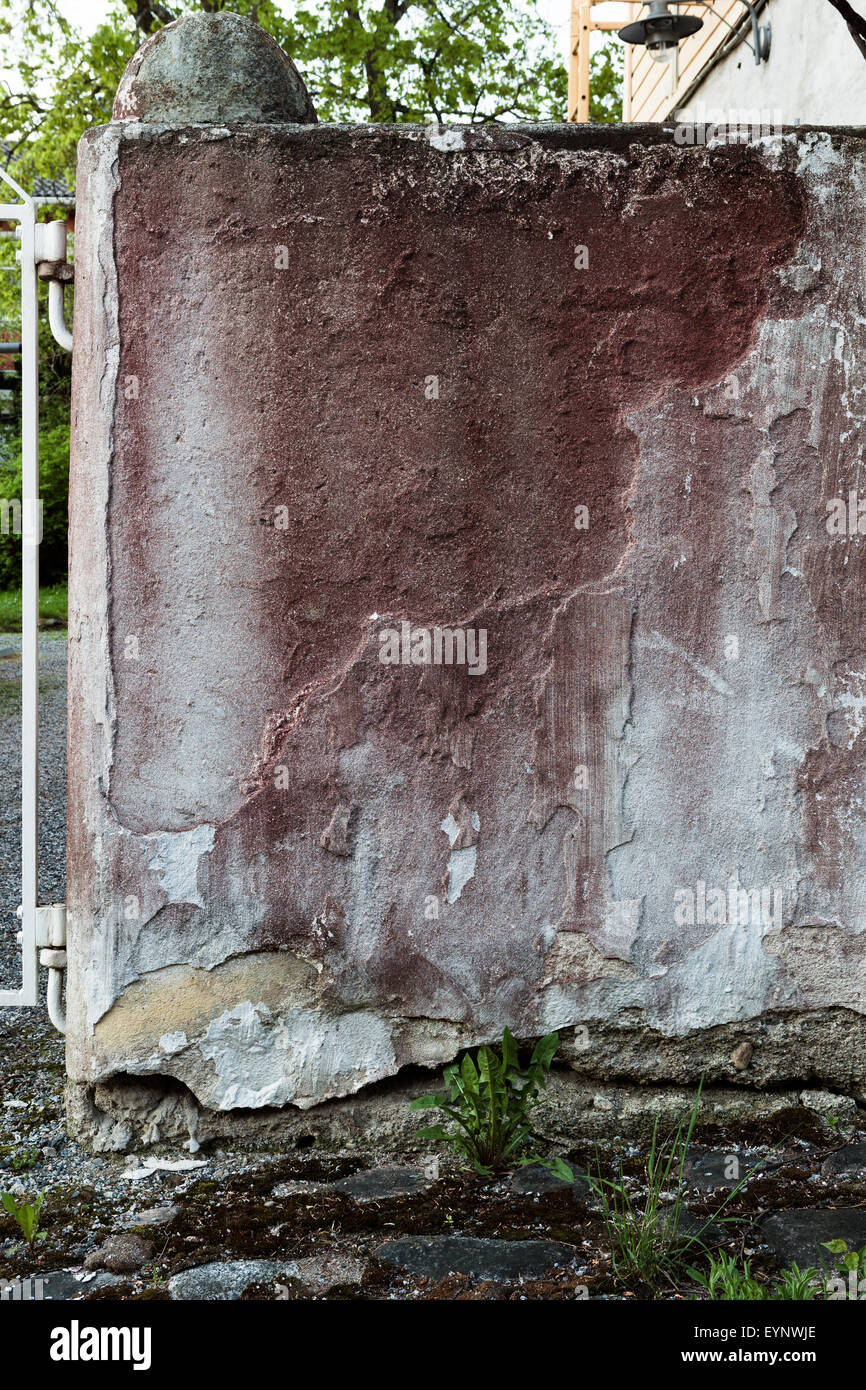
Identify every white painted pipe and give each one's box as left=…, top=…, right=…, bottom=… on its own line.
left=45, top=958, right=66, bottom=1034
left=47, top=280, right=73, bottom=353
left=44, top=900, right=65, bottom=1034
left=42, top=903, right=66, bottom=1032
left=40, top=221, right=74, bottom=353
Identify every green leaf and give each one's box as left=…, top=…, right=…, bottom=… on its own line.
left=529, top=1031, right=559, bottom=1072
left=843, top=1252, right=860, bottom=1271
left=460, top=1052, right=479, bottom=1094
left=501, top=1028, right=519, bottom=1073
left=409, top=1095, right=449, bottom=1110
left=502, top=1126, right=532, bottom=1157
left=822, top=1240, right=849, bottom=1254
left=545, top=1157, right=575, bottom=1183
left=406, top=1026, right=556, bottom=1174
left=478, top=1046, right=503, bottom=1097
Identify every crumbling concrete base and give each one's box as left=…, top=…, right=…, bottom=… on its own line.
left=66, top=1008, right=866, bottom=1153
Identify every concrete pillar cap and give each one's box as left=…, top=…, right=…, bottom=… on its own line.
left=113, top=11, right=317, bottom=125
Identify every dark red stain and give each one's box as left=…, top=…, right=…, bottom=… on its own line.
left=111, top=131, right=804, bottom=718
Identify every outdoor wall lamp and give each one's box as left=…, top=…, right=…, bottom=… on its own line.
left=618, top=1, right=771, bottom=66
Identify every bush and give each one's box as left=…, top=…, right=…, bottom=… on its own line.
left=0, top=422, right=69, bottom=589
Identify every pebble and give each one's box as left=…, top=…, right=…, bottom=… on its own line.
left=509, top=1161, right=591, bottom=1200
left=821, top=1142, right=866, bottom=1182
left=272, top=1179, right=326, bottom=1198
left=168, top=1259, right=300, bottom=1301
left=332, top=1165, right=433, bottom=1202
left=123, top=1204, right=179, bottom=1228
left=682, top=1146, right=759, bottom=1191
left=760, top=1207, right=866, bottom=1269
left=0, top=1270, right=124, bottom=1300
left=293, top=1250, right=367, bottom=1290
left=83, top=1233, right=154, bottom=1274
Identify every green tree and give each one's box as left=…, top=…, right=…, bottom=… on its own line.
left=0, top=421, right=69, bottom=587
left=272, top=0, right=567, bottom=123
left=0, top=3, right=138, bottom=192
left=590, top=37, right=623, bottom=123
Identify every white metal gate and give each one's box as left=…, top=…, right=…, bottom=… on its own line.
left=0, top=164, right=71, bottom=1028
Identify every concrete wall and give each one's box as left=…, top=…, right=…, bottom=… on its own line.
left=676, top=0, right=866, bottom=126
left=66, top=14, right=866, bottom=1149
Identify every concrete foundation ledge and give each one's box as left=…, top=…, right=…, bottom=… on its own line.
left=66, top=1047, right=864, bottom=1157
left=556, top=1008, right=866, bottom=1092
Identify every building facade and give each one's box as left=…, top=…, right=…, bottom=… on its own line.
left=624, top=0, right=866, bottom=126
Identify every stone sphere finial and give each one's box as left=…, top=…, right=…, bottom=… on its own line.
left=113, top=11, right=317, bottom=124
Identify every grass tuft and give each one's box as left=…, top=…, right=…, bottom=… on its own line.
left=0, top=583, right=67, bottom=633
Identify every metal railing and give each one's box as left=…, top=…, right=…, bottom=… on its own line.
left=0, top=164, right=40, bottom=1009
left=0, top=165, right=70, bottom=1029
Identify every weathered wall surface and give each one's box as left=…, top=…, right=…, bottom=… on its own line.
left=66, top=17, right=866, bottom=1147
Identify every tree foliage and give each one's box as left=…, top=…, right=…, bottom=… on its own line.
left=0, top=421, right=68, bottom=587
left=590, top=38, right=623, bottom=123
